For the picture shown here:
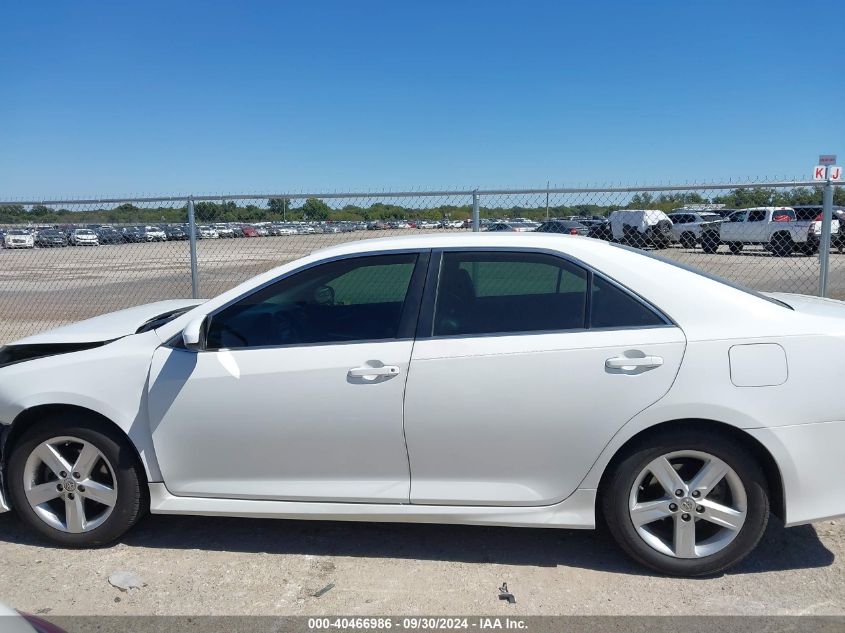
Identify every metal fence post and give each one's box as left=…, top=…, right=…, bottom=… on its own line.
left=545, top=181, right=550, bottom=221
left=472, top=189, right=480, bottom=232
left=819, top=177, right=834, bottom=297
left=187, top=196, right=199, bottom=299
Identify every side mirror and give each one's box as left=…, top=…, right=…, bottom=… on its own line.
left=182, top=316, right=206, bottom=350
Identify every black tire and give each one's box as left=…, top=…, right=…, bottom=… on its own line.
left=680, top=233, right=697, bottom=249
left=602, top=427, right=769, bottom=577
left=728, top=242, right=743, bottom=254
left=6, top=412, right=146, bottom=547
left=623, top=225, right=643, bottom=248
left=771, top=233, right=794, bottom=257
left=701, top=234, right=720, bottom=254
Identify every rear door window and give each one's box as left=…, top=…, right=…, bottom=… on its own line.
left=433, top=251, right=588, bottom=336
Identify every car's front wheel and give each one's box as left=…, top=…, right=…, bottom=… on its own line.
left=7, top=414, right=146, bottom=547
left=602, top=428, right=769, bottom=576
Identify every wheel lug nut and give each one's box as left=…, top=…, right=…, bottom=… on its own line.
left=675, top=489, right=684, bottom=497
left=692, top=490, right=700, bottom=498
left=73, top=472, right=80, bottom=479
left=59, top=471, right=67, bottom=478
left=56, top=484, right=63, bottom=491
left=696, top=506, right=704, bottom=513
left=78, top=485, right=85, bottom=492
left=681, top=513, right=691, bottom=521
left=669, top=503, right=678, bottom=512
left=67, top=493, right=75, bottom=500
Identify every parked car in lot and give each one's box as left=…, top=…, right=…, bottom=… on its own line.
left=34, top=229, right=68, bottom=248
left=791, top=205, right=845, bottom=253
left=534, top=219, right=589, bottom=236
left=485, top=221, right=540, bottom=232
left=667, top=211, right=723, bottom=249
left=68, top=228, right=99, bottom=246
left=3, top=229, right=35, bottom=249
left=701, top=207, right=839, bottom=256
left=213, top=223, right=235, bottom=238
left=164, top=225, right=189, bottom=241
left=3, top=233, right=845, bottom=576
left=95, top=227, right=124, bottom=245
left=608, top=209, right=673, bottom=249
left=140, top=226, right=167, bottom=242
left=197, top=226, right=219, bottom=239
left=578, top=218, right=614, bottom=241
left=121, top=226, right=144, bottom=243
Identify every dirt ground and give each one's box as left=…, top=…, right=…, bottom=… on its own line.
left=0, top=511, right=843, bottom=616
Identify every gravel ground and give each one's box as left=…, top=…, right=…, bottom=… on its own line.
left=1, top=231, right=843, bottom=343
left=0, top=511, right=842, bottom=616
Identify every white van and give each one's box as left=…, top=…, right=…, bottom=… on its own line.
left=608, top=209, right=673, bottom=249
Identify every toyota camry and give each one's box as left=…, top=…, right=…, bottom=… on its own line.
left=0, top=233, right=843, bottom=576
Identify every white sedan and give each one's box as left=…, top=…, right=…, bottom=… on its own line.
left=3, top=229, right=35, bottom=249
left=0, top=233, right=844, bottom=576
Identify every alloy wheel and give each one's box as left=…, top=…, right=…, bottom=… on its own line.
left=22, top=436, right=118, bottom=533
left=628, top=450, right=747, bottom=559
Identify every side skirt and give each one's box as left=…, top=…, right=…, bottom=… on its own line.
left=148, top=484, right=596, bottom=529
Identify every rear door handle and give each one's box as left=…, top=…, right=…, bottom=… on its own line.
left=348, top=365, right=400, bottom=378
left=605, top=356, right=663, bottom=370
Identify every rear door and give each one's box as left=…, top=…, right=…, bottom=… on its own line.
left=403, top=250, right=686, bottom=506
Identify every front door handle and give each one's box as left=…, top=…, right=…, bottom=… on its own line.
left=348, top=365, right=401, bottom=378
left=605, top=356, right=663, bottom=370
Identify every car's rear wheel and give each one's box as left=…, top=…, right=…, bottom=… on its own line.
left=602, top=428, right=769, bottom=576
left=771, top=233, right=794, bottom=257
left=701, top=234, right=720, bottom=253
left=680, top=232, right=697, bottom=249
left=7, top=414, right=146, bottom=547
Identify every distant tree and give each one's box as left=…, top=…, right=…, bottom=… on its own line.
left=268, top=198, right=291, bottom=217
left=300, top=198, right=331, bottom=221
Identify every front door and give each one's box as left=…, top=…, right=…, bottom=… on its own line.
left=148, top=252, right=427, bottom=503
left=720, top=211, right=748, bottom=242
left=403, top=250, right=686, bottom=506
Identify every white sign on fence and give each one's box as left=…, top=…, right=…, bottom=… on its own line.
left=814, top=165, right=828, bottom=180
left=819, top=154, right=837, bottom=165
left=830, top=166, right=842, bottom=182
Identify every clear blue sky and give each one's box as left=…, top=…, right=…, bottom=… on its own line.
left=1, top=0, right=840, bottom=199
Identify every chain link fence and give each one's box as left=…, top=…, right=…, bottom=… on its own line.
left=1, top=178, right=842, bottom=343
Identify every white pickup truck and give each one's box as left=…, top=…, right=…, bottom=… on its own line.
left=701, top=206, right=839, bottom=256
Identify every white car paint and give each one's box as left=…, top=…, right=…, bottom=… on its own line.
left=3, top=230, right=35, bottom=249
left=12, top=300, right=204, bottom=345
left=1, top=233, right=844, bottom=531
